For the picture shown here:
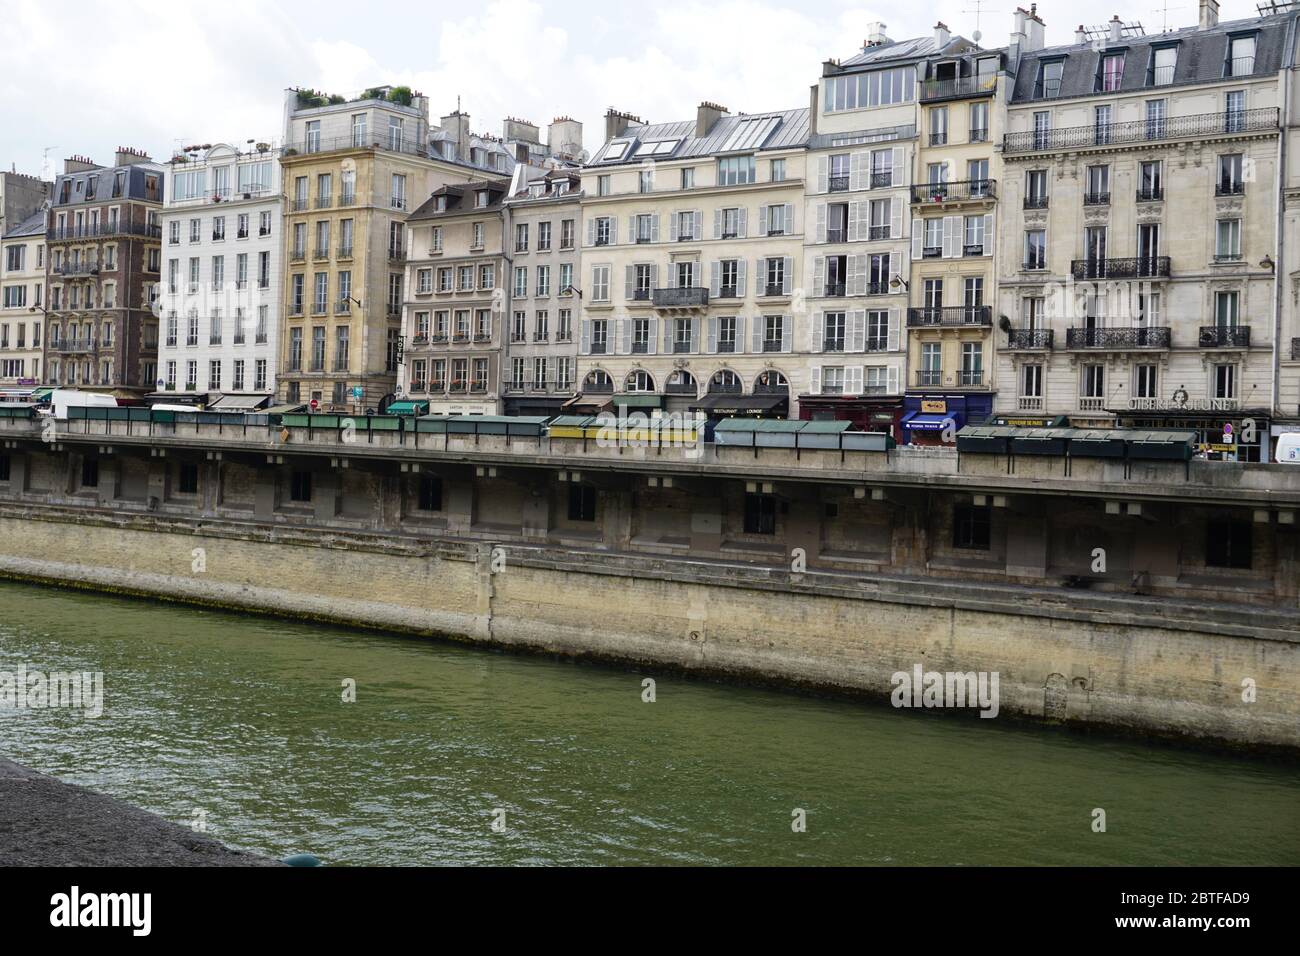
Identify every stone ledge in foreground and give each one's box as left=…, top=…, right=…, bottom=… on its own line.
left=0, top=759, right=284, bottom=867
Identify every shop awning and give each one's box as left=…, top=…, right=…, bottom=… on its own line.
left=209, top=393, right=272, bottom=412
left=611, top=394, right=663, bottom=409
left=28, top=387, right=54, bottom=401
left=384, top=400, right=430, bottom=416
left=901, top=411, right=964, bottom=432
left=691, top=393, right=786, bottom=414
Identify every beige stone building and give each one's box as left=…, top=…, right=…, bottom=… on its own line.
left=997, top=2, right=1289, bottom=460
left=0, top=211, right=48, bottom=388
left=578, top=104, right=809, bottom=419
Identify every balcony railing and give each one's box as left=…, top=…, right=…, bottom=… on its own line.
left=915, top=371, right=943, bottom=387
left=828, top=175, right=850, bottom=193
left=1004, top=107, right=1279, bottom=154
left=1024, top=195, right=1049, bottom=209
left=1216, top=180, right=1246, bottom=197
left=1071, top=257, right=1170, bottom=280
left=907, top=306, right=992, bottom=328
left=665, top=380, right=697, bottom=395
left=869, top=172, right=892, bottom=189
left=46, top=222, right=161, bottom=241
left=920, top=73, right=998, bottom=101
left=910, top=181, right=996, bottom=204
left=1136, top=187, right=1164, bottom=202
left=1199, top=326, right=1250, bottom=348
left=959, top=369, right=984, bottom=386
left=1007, top=328, right=1054, bottom=349
left=284, top=132, right=441, bottom=161
left=1083, top=191, right=1110, bottom=206
left=652, top=287, right=709, bottom=309
left=1066, top=327, right=1171, bottom=349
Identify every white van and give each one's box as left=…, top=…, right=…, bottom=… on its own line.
left=1276, top=433, right=1300, bottom=464
left=49, top=389, right=118, bottom=420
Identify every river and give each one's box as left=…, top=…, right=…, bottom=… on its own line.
left=0, top=580, right=1296, bottom=866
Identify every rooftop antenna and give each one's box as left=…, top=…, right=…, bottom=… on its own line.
left=1155, top=1, right=1183, bottom=31
left=963, top=0, right=986, bottom=43
left=40, top=146, right=55, bottom=181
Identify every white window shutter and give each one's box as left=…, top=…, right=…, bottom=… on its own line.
left=782, top=256, right=794, bottom=295
left=759, top=205, right=769, bottom=235
left=713, top=208, right=723, bottom=240
left=817, top=156, right=829, bottom=193
left=737, top=208, right=747, bottom=238
left=850, top=311, right=866, bottom=352
left=785, top=203, right=795, bottom=233
left=628, top=216, right=636, bottom=242
left=846, top=254, right=860, bottom=294
left=650, top=263, right=659, bottom=289
left=887, top=308, right=900, bottom=351
left=624, top=265, right=635, bottom=300
left=816, top=203, right=828, bottom=243
left=736, top=258, right=747, bottom=292
left=667, top=264, right=677, bottom=289
left=810, top=365, right=822, bottom=395
left=889, top=251, right=903, bottom=288
left=781, top=314, right=792, bottom=352
left=911, top=219, right=923, bottom=260
left=856, top=255, right=870, bottom=295
left=813, top=256, right=826, bottom=296
left=580, top=319, right=591, bottom=354
left=670, top=213, right=679, bottom=242
left=690, top=317, right=700, bottom=353
left=586, top=219, right=595, bottom=247
left=891, top=146, right=905, bottom=187
left=850, top=151, right=866, bottom=191
left=887, top=365, right=899, bottom=394
left=983, top=212, right=994, bottom=254
left=707, top=316, right=718, bottom=353
left=890, top=197, right=903, bottom=239
left=663, top=318, right=673, bottom=353
left=847, top=202, right=860, bottom=242
left=812, top=310, right=825, bottom=352
left=647, top=317, right=659, bottom=354
left=694, top=210, right=703, bottom=240
left=618, top=317, right=631, bottom=354
left=735, top=316, right=746, bottom=354
left=943, top=216, right=960, bottom=259
left=846, top=365, right=864, bottom=396
left=710, top=260, right=721, bottom=297
left=610, top=219, right=618, bottom=245
left=752, top=317, right=764, bottom=353
left=651, top=214, right=660, bottom=242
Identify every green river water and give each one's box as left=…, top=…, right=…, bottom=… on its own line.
left=0, top=580, right=1296, bottom=866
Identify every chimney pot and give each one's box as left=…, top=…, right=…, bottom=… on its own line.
left=1199, top=0, right=1220, bottom=30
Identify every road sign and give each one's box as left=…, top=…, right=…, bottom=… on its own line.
left=309, top=398, right=319, bottom=411
left=351, top=386, right=363, bottom=400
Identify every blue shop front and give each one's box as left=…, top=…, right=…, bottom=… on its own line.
left=900, top=393, right=995, bottom=445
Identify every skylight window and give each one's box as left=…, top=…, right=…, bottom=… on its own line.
left=637, top=139, right=681, bottom=158
left=603, top=141, right=631, bottom=161
left=722, top=116, right=781, bottom=152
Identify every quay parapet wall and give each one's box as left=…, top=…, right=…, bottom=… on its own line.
left=0, top=416, right=1296, bottom=750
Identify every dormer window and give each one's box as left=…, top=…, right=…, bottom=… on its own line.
left=529, top=184, right=546, bottom=198
left=435, top=196, right=448, bottom=213
left=1227, top=35, right=1257, bottom=77
left=1098, top=53, right=1124, bottom=93
left=1149, top=45, right=1177, bottom=86
left=555, top=180, right=570, bottom=195
left=1034, top=60, right=1063, bottom=99
left=476, top=190, right=490, bottom=208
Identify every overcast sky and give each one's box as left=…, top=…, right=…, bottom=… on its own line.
left=0, top=0, right=1268, bottom=177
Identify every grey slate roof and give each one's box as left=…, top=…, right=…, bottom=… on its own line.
left=3, top=210, right=47, bottom=240
left=588, top=108, right=810, bottom=167
left=1010, top=13, right=1298, bottom=103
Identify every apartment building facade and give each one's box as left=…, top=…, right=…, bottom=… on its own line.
left=800, top=26, right=927, bottom=436
left=0, top=211, right=48, bottom=387
left=501, top=166, right=583, bottom=416
left=905, top=32, right=1008, bottom=442
left=578, top=104, right=809, bottom=419
left=44, top=150, right=163, bottom=392
left=159, top=143, right=282, bottom=404
left=399, top=180, right=509, bottom=415
left=997, top=2, right=1289, bottom=460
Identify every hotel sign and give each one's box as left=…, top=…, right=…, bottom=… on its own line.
left=1127, top=396, right=1240, bottom=413
left=921, top=400, right=948, bottom=414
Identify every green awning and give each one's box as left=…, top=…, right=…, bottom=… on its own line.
left=385, top=401, right=430, bottom=416
left=30, top=387, right=55, bottom=401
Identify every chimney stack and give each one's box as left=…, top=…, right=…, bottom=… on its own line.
left=604, top=108, right=641, bottom=142
left=1076, top=25, right=1088, bottom=44
left=696, top=101, right=728, bottom=139
left=63, top=156, right=100, bottom=174
left=1023, top=4, right=1046, bottom=52
left=1200, top=0, right=1220, bottom=30
left=934, top=22, right=950, bottom=47
left=1109, top=15, right=1122, bottom=44
left=547, top=117, right=584, bottom=161
left=865, top=22, right=888, bottom=46
left=440, top=111, right=471, bottom=162
left=114, top=146, right=151, bottom=167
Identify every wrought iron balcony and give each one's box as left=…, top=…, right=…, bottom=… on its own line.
left=1071, top=257, right=1170, bottom=280
left=920, top=73, right=998, bottom=102
left=828, top=175, right=850, bottom=193
left=1066, top=327, right=1171, bottom=349
left=915, top=370, right=943, bottom=387
left=1216, top=180, right=1246, bottom=197
left=1007, top=328, right=1054, bottom=349
left=1083, top=191, right=1110, bottom=206
left=1199, top=326, right=1250, bottom=348
left=1003, top=107, right=1279, bottom=154
left=652, top=287, right=709, bottom=309
left=1136, top=187, right=1164, bottom=202
left=665, top=380, right=698, bottom=395
left=1024, top=195, right=1049, bottom=209
left=910, top=180, right=996, bottom=204
left=907, top=306, right=992, bottom=328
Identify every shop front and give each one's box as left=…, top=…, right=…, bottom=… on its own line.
left=900, top=393, right=995, bottom=445
left=797, top=395, right=904, bottom=440
left=1113, top=405, right=1270, bottom=462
